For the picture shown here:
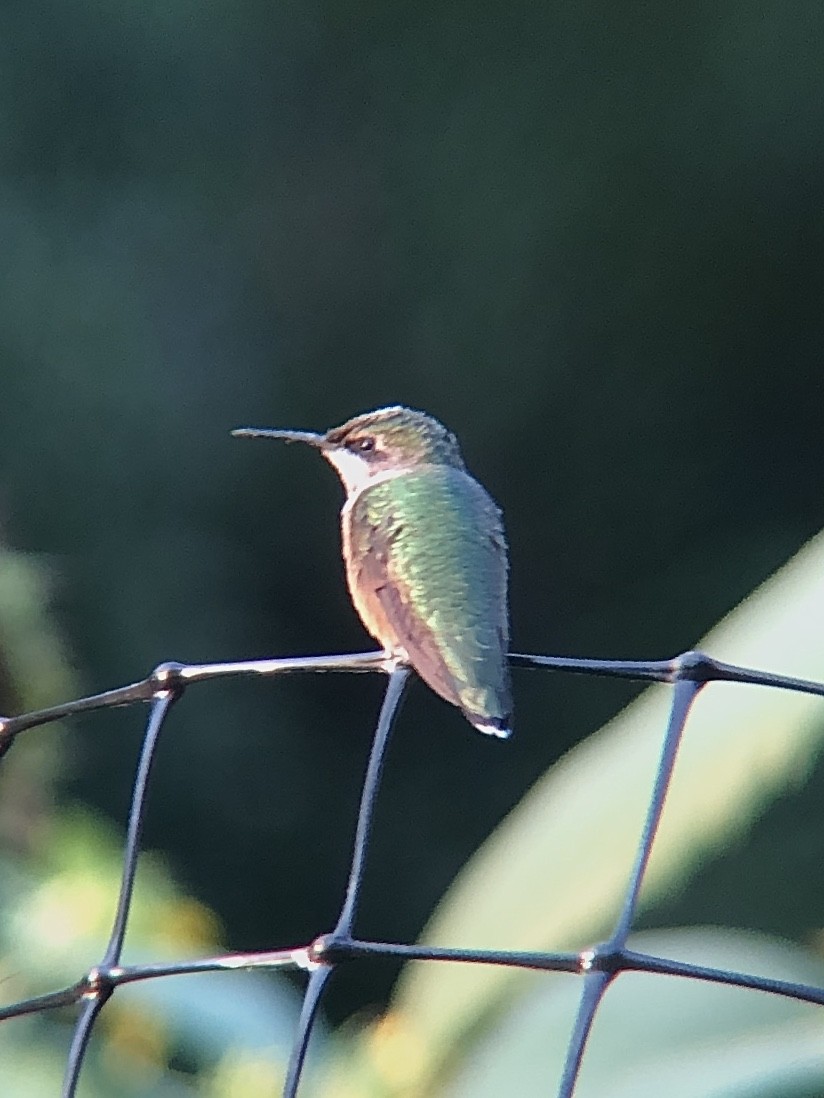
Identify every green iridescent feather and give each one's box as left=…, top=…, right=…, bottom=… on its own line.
left=344, top=465, right=512, bottom=731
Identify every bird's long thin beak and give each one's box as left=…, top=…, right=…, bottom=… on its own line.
left=231, top=427, right=327, bottom=448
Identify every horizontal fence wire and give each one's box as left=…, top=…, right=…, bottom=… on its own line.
left=1, top=648, right=824, bottom=1096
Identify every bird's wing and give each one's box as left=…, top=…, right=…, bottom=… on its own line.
left=346, top=466, right=511, bottom=722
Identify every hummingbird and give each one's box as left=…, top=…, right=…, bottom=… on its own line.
left=232, top=406, right=512, bottom=738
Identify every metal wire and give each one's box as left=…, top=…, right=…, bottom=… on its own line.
left=1, top=647, right=823, bottom=1096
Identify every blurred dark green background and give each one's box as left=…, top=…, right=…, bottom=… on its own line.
left=1, top=0, right=823, bottom=1020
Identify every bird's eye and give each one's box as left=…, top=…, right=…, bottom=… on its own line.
left=351, top=436, right=375, bottom=453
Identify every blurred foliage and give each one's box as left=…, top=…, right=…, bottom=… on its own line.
left=437, top=928, right=824, bottom=1098
left=0, top=0, right=823, bottom=1086
left=0, top=544, right=305, bottom=1094
left=325, top=929, right=824, bottom=1097
left=326, top=528, right=824, bottom=1094
left=0, top=802, right=312, bottom=1096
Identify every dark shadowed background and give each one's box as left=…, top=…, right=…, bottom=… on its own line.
left=1, top=0, right=824, bottom=1024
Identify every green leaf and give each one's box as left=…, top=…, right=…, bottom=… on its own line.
left=442, top=927, right=824, bottom=1098
left=338, top=527, right=824, bottom=1094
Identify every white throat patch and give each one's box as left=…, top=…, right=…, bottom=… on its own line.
left=323, top=448, right=375, bottom=493
left=324, top=449, right=408, bottom=513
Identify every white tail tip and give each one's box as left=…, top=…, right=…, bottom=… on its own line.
left=471, top=719, right=512, bottom=739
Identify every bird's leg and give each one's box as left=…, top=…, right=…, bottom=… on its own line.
left=379, top=647, right=411, bottom=675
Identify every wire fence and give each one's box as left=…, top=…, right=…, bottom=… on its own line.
left=1, top=646, right=824, bottom=1097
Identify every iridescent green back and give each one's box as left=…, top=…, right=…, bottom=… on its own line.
left=345, top=465, right=511, bottom=729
